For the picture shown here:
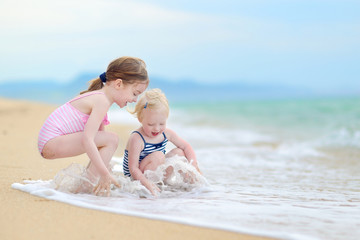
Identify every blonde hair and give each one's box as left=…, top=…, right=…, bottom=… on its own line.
left=80, top=56, right=149, bottom=94
left=130, top=88, right=169, bottom=122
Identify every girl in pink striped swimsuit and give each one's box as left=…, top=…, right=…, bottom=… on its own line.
left=38, top=56, right=149, bottom=196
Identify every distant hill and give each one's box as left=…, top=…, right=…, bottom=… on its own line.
left=147, top=77, right=312, bottom=103
left=0, top=73, right=311, bottom=104
left=0, top=73, right=96, bottom=104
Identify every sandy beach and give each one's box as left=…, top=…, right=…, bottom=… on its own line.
left=0, top=97, right=276, bottom=240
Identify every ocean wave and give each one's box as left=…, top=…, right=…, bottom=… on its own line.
left=315, top=128, right=360, bottom=148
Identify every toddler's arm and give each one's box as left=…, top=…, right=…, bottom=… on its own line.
left=166, top=128, right=201, bottom=173
left=127, top=135, right=160, bottom=196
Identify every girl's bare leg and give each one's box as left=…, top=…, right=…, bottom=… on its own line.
left=42, top=131, right=119, bottom=175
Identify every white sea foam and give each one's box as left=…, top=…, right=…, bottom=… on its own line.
left=316, top=128, right=360, bottom=148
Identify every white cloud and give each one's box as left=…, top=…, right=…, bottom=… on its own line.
left=3, top=0, right=357, bottom=51
left=0, top=0, right=359, bottom=87
left=0, top=0, right=212, bottom=34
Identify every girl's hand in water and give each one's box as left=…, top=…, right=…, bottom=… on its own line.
left=93, top=174, right=121, bottom=197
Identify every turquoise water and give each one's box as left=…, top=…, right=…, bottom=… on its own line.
left=172, top=96, right=360, bottom=144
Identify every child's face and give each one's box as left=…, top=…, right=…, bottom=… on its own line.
left=115, top=82, right=147, bottom=108
left=141, top=107, right=168, bottom=139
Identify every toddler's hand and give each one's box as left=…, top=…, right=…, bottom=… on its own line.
left=93, top=174, right=121, bottom=197
left=150, top=183, right=161, bottom=196
left=190, top=159, right=202, bottom=175
left=144, top=181, right=160, bottom=196
left=195, top=165, right=202, bottom=175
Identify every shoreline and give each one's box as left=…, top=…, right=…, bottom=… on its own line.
left=0, top=97, right=276, bottom=240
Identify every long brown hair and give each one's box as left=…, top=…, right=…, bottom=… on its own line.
left=80, top=56, right=149, bottom=94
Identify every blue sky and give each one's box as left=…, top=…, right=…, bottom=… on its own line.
left=0, top=0, right=359, bottom=94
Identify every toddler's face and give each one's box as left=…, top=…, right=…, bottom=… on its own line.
left=141, top=107, right=168, bottom=139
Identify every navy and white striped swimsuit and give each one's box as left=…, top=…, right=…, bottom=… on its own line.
left=123, top=131, right=168, bottom=177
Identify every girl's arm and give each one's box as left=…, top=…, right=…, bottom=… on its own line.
left=99, top=122, right=105, bottom=131
left=82, top=97, right=119, bottom=194
left=165, top=128, right=201, bottom=172
left=127, top=134, right=160, bottom=195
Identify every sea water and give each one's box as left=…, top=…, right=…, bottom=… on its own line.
left=12, top=96, right=360, bottom=240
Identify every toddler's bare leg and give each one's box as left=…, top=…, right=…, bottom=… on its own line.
left=139, top=151, right=166, bottom=173
left=165, top=148, right=185, bottom=159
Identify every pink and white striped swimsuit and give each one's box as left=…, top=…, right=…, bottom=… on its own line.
left=38, top=92, right=110, bottom=154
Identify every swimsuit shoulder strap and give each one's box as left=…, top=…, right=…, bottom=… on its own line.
left=69, top=91, right=105, bottom=103
left=133, top=131, right=146, bottom=145
left=162, top=132, right=167, bottom=140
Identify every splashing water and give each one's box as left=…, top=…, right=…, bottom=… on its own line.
left=51, top=155, right=208, bottom=198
